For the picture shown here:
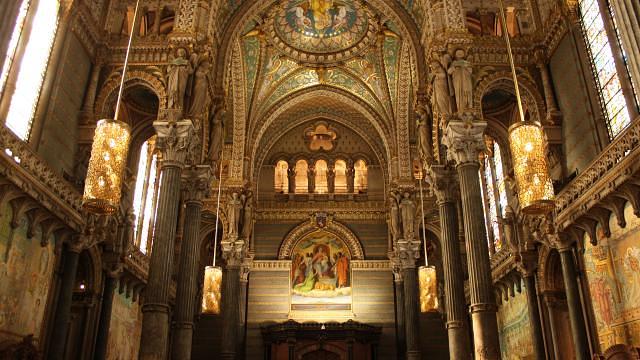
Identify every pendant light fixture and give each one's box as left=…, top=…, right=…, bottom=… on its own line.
left=498, top=0, right=555, bottom=214
left=202, top=154, right=224, bottom=314
left=417, top=168, right=438, bottom=313
left=82, top=0, right=141, bottom=213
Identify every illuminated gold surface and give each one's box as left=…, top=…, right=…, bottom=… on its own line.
left=419, top=266, right=438, bottom=313
left=202, top=266, right=222, bottom=314
left=508, top=121, right=555, bottom=214
left=83, top=119, right=131, bottom=214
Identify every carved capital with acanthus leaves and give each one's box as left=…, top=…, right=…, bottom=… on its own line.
left=153, top=119, right=194, bottom=166
left=516, top=251, right=539, bottom=277
left=425, top=165, right=458, bottom=205
left=442, top=119, right=487, bottom=165
left=388, top=251, right=403, bottom=282
left=181, top=165, right=212, bottom=202
left=221, top=238, right=246, bottom=268
left=396, top=239, right=422, bottom=269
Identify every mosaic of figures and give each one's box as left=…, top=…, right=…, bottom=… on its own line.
left=105, top=292, right=143, bottom=360
left=496, top=281, right=534, bottom=360
left=290, top=231, right=352, bottom=311
left=584, top=202, right=640, bottom=350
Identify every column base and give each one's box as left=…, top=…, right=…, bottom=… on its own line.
left=139, top=303, right=171, bottom=360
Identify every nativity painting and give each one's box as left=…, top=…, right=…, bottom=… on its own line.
left=290, top=231, right=351, bottom=311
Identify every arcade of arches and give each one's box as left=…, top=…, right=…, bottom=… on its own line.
left=1, top=0, right=640, bottom=359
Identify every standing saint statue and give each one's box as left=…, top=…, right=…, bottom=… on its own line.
left=241, top=192, right=254, bottom=240
left=188, top=57, right=211, bottom=118
left=227, top=192, right=242, bottom=237
left=416, top=105, right=433, bottom=165
left=389, top=191, right=401, bottom=242
left=447, top=49, right=474, bottom=113
left=399, top=192, right=416, bottom=240
left=167, top=48, right=193, bottom=110
left=208, top=110, right=224, bottom=163
left=430, top=60, right=452, bottom=116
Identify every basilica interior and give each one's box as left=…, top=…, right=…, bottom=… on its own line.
left=0, top=0, right=639, bottom=359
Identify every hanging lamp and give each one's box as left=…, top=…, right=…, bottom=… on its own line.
left=498, top=0, right=555, bottom=214
left=82, top=1, right=141, bottom=213
left=417, top=167, right=438, bottom=313
left=202, top=153, right=224, bottom=314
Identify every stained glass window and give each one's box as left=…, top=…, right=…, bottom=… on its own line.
left=4, top=0, right=60, bottom=141
left=132, top=137, right=160, bottom=254
left=480, top=136, right=506, bottom=253
left=578, top=0, right=635, bottom=139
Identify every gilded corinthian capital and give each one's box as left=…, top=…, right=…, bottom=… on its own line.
left=442, top=118, right=487, bottom=165
left=153, top=119, right=195, bottom=166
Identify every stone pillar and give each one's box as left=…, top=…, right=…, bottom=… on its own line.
left=443, top=119, right=500, bottom=359
left=94, top=273, right=119, bottom=360
left=287, top=161, right=296, bottom=194
left=307, top=165, right=316, bottom=193
left=346, top=160, right=355, bottom=193
left=397, top=239, right=421, bottom=360
left=220, top=238, right=246, bottom=360
left=543, top=293, right=562, bottom=359
left=535, top=54, right=562, bottom=123
left=390, top=258, right=406, bottom=359
left=171, top=165, right=211, bottom=360
left=427, top=165, right=472, bottom=359
left=79, top=55, right=103, bottom=124
left=139, top=120, right=194, bottom=360
left=327, top=162, right=336, bottom=193
left=154, top=1, right=162, bottom=34
left=558, top=246, right=590, bottom=360
left=237, top=264, right=251, bottom=357
left=517, top=254, right=546, bottom=360
left=609, top=0, right=640, bottom=103
left=48, top=239, right=84, bottom=360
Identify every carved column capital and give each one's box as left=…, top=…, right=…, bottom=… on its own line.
left=516, top=251, right=539, bottom=277
left=443, top=119, right=487, bottom=165
left=396, top=239, right=422, bottom=269
left=221, top=238, right=246, bottom=268
left=426, top=165, right=458, bottom=205
left=181, top=165, right=212, bottom=202
left=153, top=120, right=194, bottom=167
left=388, top=251, right=403, bottom=282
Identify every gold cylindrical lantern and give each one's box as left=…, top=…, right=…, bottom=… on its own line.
left=202, top=266, right=222, bottom=314
left=418, top=266, right=438, bottom=313
left=82, top=119, right=131, bottom=214
left=508, top=121, right=555, bottom=214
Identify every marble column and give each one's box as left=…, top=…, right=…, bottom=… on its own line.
left=287, top=161, right=296, bottom=194
left=397, top=239, right=421, bottom=360
left=443, top=120, right=500, bottom=359
left=172, top=165, right=211, bottom=360
left=391, top=260, right=406, bottom=359
left=609, top=0, right=640, bottom=102
left=220, top=238, right=246, bottom=360
left=237, top=265, right=250, bottom=357
left=517, top=254, right=546, bottom=360
left=79, top=57, right=103, bottom=123
left=94, top=273, right=119, bottom=360
left=534, top=52, right=562, bottom=123
left=307, top=165, right=316, bottom=193
left=139, top=120, right=194, bottom=360
left=558, top=246, right=590, bottom=360
left=543, top=293, right=562, bottom=359
left=427, top=165, right=472, bottom=359
left=346, top=160, right=355, bottom=193
left=48, top=239, right=84, bottom=360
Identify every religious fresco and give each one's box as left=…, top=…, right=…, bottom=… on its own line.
left=274, top=0, right=368, bottom=54
left=496, top=282, right=534, bottom=360
left=0, top=201, right=55, bottom=345
left=106, top=292, right=143, bottom=360
left=383, top=36, right=400, bottom=112
left=242, top=35, right=261, bottom=107
left=290, top=231, right=351, bottom=311
left=584, top=202, right=640, bottom=350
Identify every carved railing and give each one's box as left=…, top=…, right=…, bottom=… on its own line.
left=0, top=126, right=84, bottom=231
left=555, top=117, right=640, bottom=231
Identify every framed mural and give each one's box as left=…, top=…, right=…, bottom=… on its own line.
left=289, top=230, right=352, bottom=311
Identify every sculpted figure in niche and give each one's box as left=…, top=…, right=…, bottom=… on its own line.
left=167, top=47, right=193, bottom=110
left=389, top=191, right=401, bottom=242
left=188, top=56, right=212, bottom=118
left=447, top=49, right=474, bottom=113
left=430, top=60, right=452, bottom=116
left=226, top=192, right=242, bottom=237
left=208, top=110, right=224, bottom=163
left=399, top=192, right=416, bottom=240
left=241, top=191, right=254, bottom=240
left=416, top=105, right=433, bottom=165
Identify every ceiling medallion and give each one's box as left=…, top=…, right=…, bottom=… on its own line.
left=268, top=0, right=378, bottom=65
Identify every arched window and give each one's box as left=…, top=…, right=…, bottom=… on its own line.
left=314, top=160, right=328, bottom=193
left=132, top=136, right=161, bottom=254
left=2, top=0, right=60, bottom=141
left=334, top=160, right=348, bottom=193
left=479, top=135, right=507, bottom=254
left=274, top=160, right=289, bottom=193
left=295, top=160, right=308, bottom=193
left=354, top=159, right=368, bottom=192
left=578, top=0, right=637, bottom=139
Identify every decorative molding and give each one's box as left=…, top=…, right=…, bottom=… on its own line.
left=351, top=260, right=391, bottom=270
left=251, top=260, right=292, bottom=271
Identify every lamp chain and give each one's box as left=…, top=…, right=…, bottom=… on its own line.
left=497, top=0, right=526, bottom=123
left=114, top=0, right=141, bottom=121
left=212, top=151, right=224, bottom=266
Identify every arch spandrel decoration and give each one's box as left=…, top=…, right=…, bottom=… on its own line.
left=278, top=214, right=364, bottom=260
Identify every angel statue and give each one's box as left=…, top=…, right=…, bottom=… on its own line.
left=167, top=47, right=194, bottom=111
